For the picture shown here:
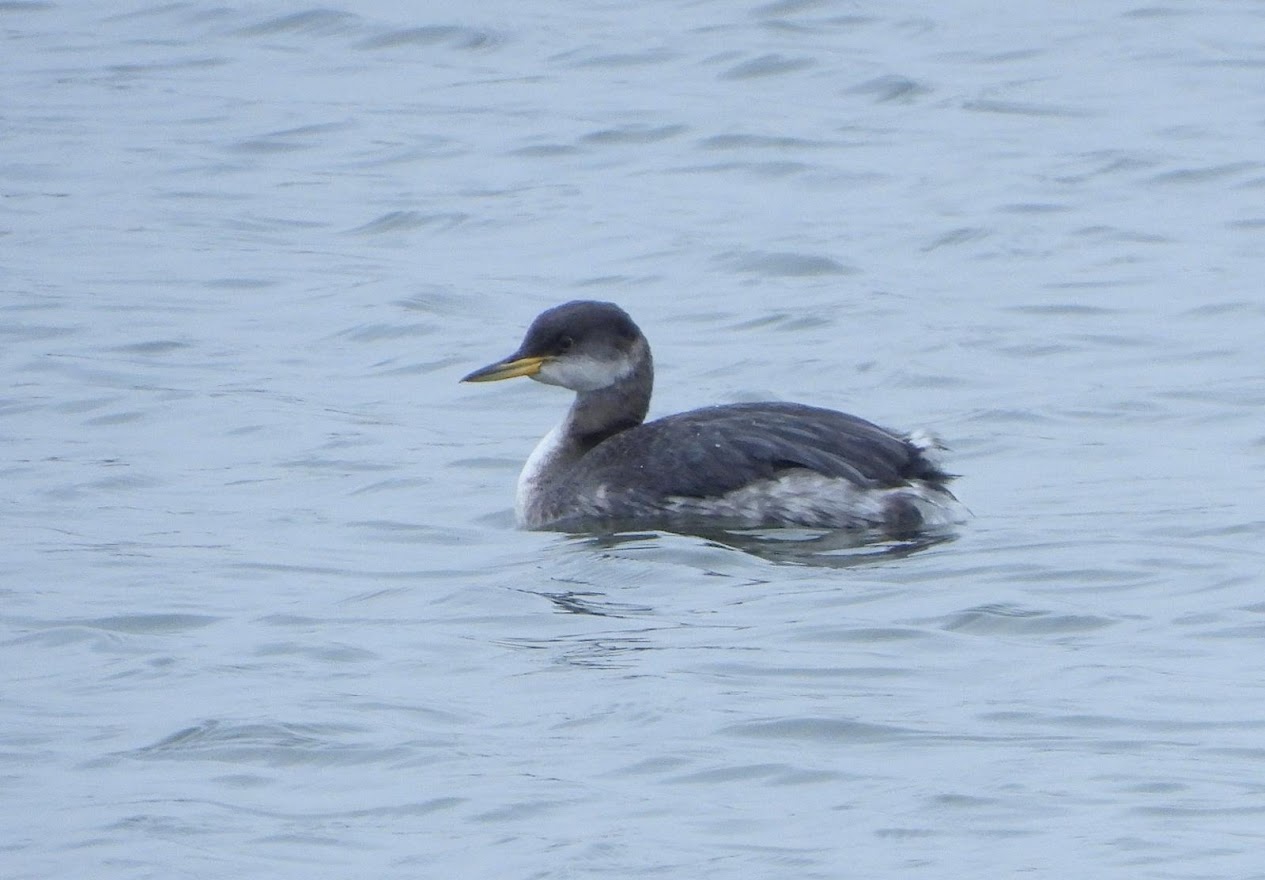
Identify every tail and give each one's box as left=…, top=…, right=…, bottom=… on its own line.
left=905, top=428, right=955, bottom=486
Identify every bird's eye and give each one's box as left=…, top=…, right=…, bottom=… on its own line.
left=557, top=335, right=574, bottom=353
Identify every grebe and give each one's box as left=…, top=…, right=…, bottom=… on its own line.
left=462, top=301, right=961, bottom=533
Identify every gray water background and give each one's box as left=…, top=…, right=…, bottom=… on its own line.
left=5, top=1, right=1265, bottom=877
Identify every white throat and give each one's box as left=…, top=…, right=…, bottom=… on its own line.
left=515, top=423, right=567, bottom=525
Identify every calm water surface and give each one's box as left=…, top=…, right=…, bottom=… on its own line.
left=5, top=2, right=1265, bottom=877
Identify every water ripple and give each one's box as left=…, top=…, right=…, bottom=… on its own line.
left=717, top=249, right=853, bottom=277
left=234, top=10, right=361, bottom=38
left=350, top=211, right=468, bottom=235
left=126, top=720, right=410, bottom=767
left=935, top=604, right=1120, bottom=635
left=722, top=717, right=919, bottom=743
left=719, top=54, right=815, bottom=80
left=358, top=25, right=502, bottom=52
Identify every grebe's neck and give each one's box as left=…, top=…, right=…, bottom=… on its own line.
left=564, top=342, right=653, bottom=452
left=514, top=341, right=653, bottom=526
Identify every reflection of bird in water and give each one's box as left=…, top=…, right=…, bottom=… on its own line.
left=463, top=300, right=962, bottom=533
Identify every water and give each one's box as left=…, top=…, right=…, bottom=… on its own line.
left=5, top=1, right=1265, bottom=877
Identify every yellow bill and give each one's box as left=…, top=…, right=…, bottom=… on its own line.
left=461, top=354, right=551, bottom=383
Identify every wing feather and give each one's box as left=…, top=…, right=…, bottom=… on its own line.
left=568, top=402, right=945, bottom=500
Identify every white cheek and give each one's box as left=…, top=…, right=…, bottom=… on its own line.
left=536, top=355, right=631, bottom=391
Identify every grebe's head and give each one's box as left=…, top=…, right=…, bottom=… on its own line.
left=462, top=300, right=649, bottom=392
